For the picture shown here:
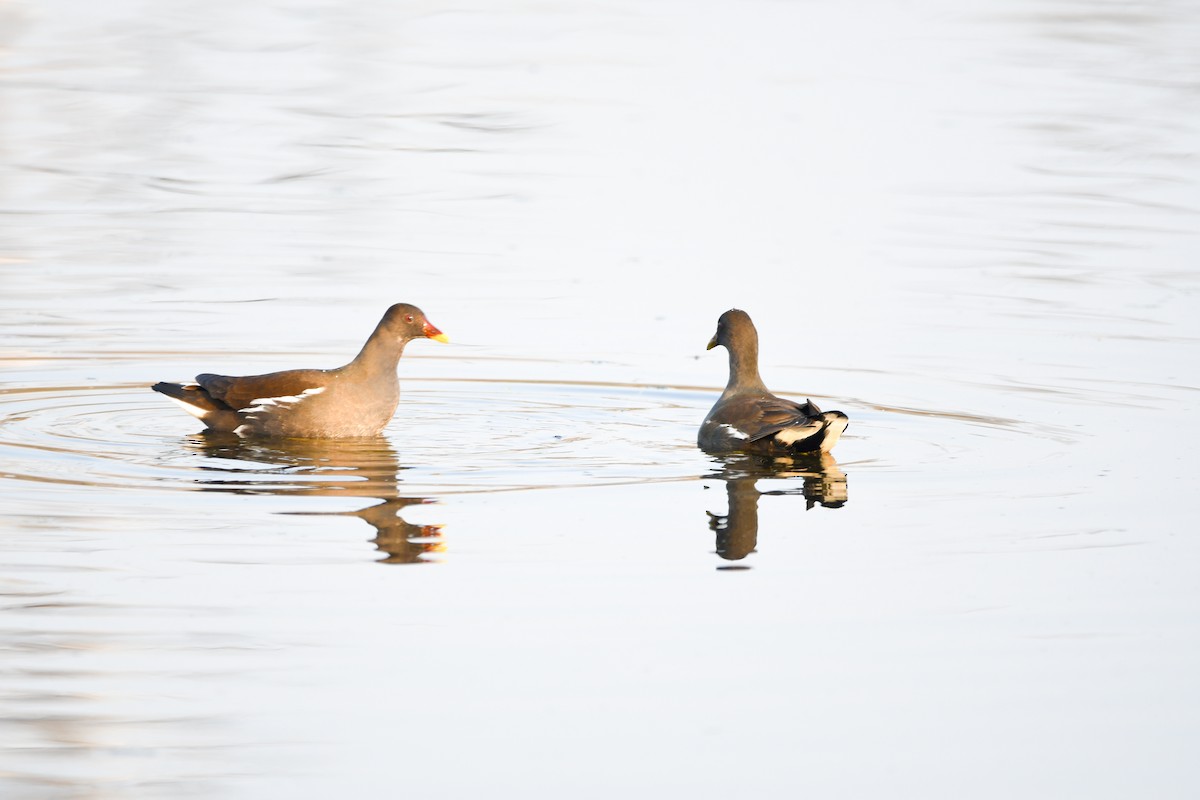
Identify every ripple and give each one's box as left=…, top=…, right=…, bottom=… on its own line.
left=0, top=380, right=707, bottom=497
left=0, top=376, right=1083, bottom=503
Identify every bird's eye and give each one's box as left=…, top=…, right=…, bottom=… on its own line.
left=405, top=314, right=414, bottom=323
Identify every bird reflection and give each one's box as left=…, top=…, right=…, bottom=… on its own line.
left=706, top=452, right=848, bottom=564
left=184, top=432, right=444, bottom=563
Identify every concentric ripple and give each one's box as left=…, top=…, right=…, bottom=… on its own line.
left=0, top=380, right=711, bottom=499
left=0, top=377, right=1077, bottom=505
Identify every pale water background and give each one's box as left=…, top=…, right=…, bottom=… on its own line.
left=2, top=0, right=1199, bottom=797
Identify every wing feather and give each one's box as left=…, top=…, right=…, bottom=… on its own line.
left=714, top=395, right=823, bottom=442
left=196, top=369, right=329, bottom=410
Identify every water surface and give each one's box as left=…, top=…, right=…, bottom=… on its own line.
left=2, top=1, right=1198, bottom=797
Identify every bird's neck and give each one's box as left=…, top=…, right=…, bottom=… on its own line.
left=726, top=341, right=768, bottom=394
left=350, top=327, right=405, bottom=374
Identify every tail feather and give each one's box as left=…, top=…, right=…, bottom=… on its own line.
left=152, top=382, right=222, bottom=412
left=815, top=411, right=849, bottom=453
left=152, top=382, right=240, bottom=430
left=773, top=409, right=848, bottom=454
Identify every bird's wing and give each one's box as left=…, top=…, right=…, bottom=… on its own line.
left=196, top=370, right=329, bottom=411
left=716, top=395, right=823, bottom=443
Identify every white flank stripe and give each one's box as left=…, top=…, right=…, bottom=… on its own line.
left=720, top=423, right=750, bottom=440
left=245, top=386, right=326, bottom=414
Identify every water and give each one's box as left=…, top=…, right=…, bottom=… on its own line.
left=2, top=0, right=1199, bottom=797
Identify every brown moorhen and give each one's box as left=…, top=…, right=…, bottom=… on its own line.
left=699, top=309, right=848, bottom=454
left=152, top=303, right=447, bottom=438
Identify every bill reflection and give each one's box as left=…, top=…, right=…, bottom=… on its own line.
left=706, top=453, right=847, bottom=566
left=185, top=433, right=444, bottom=564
